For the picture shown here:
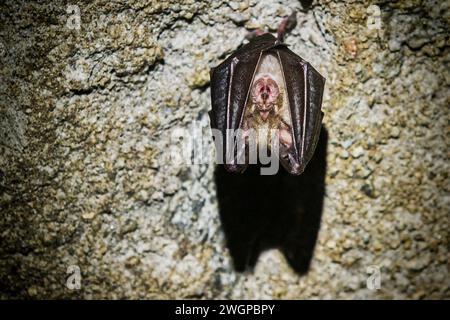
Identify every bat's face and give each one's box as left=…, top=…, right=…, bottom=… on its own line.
left=251, top=75, right=279, bottom=121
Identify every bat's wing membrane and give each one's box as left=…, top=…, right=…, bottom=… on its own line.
left=278, top=47, right=325, bottom=174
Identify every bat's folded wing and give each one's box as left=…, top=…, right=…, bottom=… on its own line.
left=278, top=47, right=325, bottom=174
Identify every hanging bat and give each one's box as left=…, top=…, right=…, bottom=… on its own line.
left=209, top=14, right=325, bottom=175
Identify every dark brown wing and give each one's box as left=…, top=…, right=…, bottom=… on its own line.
left=277, top=46, right=325, bottom=175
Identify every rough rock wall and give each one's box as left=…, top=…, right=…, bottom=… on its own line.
left=0, top=0, right=449, bottom=299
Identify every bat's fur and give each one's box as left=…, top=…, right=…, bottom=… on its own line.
left=242, top=52, right=294, bottom=149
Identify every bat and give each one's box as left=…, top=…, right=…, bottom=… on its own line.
left=209, top=15, right=325, bottom=175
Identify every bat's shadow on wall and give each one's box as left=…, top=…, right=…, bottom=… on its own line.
left=214, top=128, right=328, bottom=275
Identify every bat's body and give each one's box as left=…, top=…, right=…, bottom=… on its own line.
left=209, top=25, right=325, bottom=175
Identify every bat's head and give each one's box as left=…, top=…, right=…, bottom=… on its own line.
left=251, top=74, right=279, bottom=121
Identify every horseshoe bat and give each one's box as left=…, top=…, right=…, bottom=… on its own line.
left=209, top=16, right=325, bottom=175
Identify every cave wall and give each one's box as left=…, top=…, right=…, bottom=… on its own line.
left=0, top=0, right=449, bottom=299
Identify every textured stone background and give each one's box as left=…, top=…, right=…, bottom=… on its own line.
left=0, top=0, right=449, bottom=299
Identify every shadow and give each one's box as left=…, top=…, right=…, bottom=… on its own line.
left=214, top=128, right=328, bottom=275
